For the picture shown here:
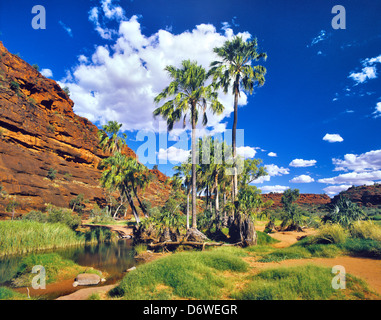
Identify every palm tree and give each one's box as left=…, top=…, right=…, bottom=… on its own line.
left=100, top=152, right=141, bottom=224
left=98, top=121, right=127, bottom=155
left=210, top=36, right=267, bottom=201
left=154, top=60, right=224, bottom=230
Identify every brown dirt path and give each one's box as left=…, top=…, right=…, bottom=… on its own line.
left=56, top=284, right=117, bottom=300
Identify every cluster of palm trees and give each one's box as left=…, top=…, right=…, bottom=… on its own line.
left=154, top=36, right=267, bottom=232
left=98, top=121, right=152, bottom=224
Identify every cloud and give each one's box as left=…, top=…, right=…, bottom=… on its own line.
left=265, top=164, right=289, bottom=176
left=237, top=146, right=257, bottom=159
left=260, top=185, right=290, bottom=194
left=157, top=146, right=190, bottom=164
left=60, top=12, right=252, bottom=133
left=40, top=68, right=53, bottom=78
left=332, top=149, right=381, bottom=172
left=323, top=133, right=343, bottom=143
left=348, top=54, right=381, bottom=85
left=88, top=0, right=126, bottom=40
left=323, top=185, right=352, bottom=197
left=290, top=175, right=315, bottom=183
left=289, top=159, right=317, bottom=167
left=268, top=152, right=277, bottom=157
left=251, top=164, right=289, bottom=184
left=308, top=30, right=329, bottom=47
left=318, top=170, right=381, bottom=185
left=373, top=102, right=381, bottom=118
left=59, top=21, right=73, bottom=37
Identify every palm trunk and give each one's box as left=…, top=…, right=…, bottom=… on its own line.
left=191, top=104, right=197, bottom=229
left=186, top=189, right=190, bottom=230
left=232, top=86, right=239, bottom=201
left=124, top=187, right=140, bottom=225
left=132, top=185, right=148, bottom=218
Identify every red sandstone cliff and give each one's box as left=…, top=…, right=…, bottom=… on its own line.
left=0, top=41, right=168, bottom=218
left=261, top=193, right=331, bottom=209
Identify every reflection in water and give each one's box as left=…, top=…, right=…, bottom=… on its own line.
left=0, top=239, right=137, bottom=298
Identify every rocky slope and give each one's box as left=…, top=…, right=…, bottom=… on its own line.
left=261, top=193, right=331, bottom=209
left=0, top=41, right=169, bottom=218
left=332, top=184, right=381, bottom=207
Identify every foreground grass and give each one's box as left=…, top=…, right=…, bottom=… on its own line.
left=110, top=247, right=248, bottom=300
left=232, top=265, right=376, bottom=300
left=0, top=286, right=28, bottom=300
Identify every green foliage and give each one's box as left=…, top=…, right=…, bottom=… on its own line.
left=323, top=196, right=366, bottom=227
left=32, top=64, right=40, bottom=71
left=46, top=168, right=57, bottom=180
left=69, top=193, right=87, bottom=215
left=350, top=220, right=381, bottom=241
left=10, top=80, right=19, bottom=92
left=110, top=247, right=247, bottom=300
left=235, top=185, right=262, bottom=218
left=309, top=223, right=349, bottom=245
left=0, top=220, right=85, bottom=257
left=0, top=287, right=27, bottom=300
left=232, top=265, right=337, bottom=300
left=89, top=204, right=114, bottom=224
left=256, top=231, right=280, bottom=245
left=63, top=86, right=70, bottom=97
left=279, top=189, right=303, bottom=229
left=23, top=210, right=48, bottom=223
left=46, top=205, right=81, bottom=230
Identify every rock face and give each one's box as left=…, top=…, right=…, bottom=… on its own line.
left=261, top=193, right=331, bottom=209
left=0, top=41, right=169, bottom=218
left=332, top=184, right=381, bottom=207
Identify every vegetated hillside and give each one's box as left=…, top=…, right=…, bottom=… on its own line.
left=261, top=193, right=331, bottom=209
left=0, top=41, right=170, bottom=218
left=332, top=184, right=381, bottom=207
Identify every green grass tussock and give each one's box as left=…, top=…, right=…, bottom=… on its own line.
left=0, top=286, right=28, bottom=300
left=110, top=247, right=248, bottom=300
left=232, top=265, right=371, bottom=300
left=0, top=221, right=85, bottom=257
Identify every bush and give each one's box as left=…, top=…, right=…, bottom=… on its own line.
left=46, top=168, right=57, bottom=180
left=10, top=80, right=19, bottom=92
left=350, top=220, right=381, bottom=241
left=310, top=223, right=348, bottom=244
left=23, top=210, right=48, bottom=223
left=46, top=206, right=81, bottom=230
left=323, top=196, right=366, bottom=227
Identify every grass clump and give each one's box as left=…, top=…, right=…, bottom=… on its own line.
left=0, top=220, right=85, bottom=257
left=0, top=287, right=28, bottom=300
left=350, top=220, right=381, bottom=241
left=232, top=265, right=373, bottom=300
left=110, top=247, right=248, bottom=300
left=11, top=253, right=78, bottom=287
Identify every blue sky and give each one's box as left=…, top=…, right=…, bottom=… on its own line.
left=0, top=0, right=380, bottom=196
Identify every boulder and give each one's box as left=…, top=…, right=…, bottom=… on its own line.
left=74, top=273, right=101, bottom=286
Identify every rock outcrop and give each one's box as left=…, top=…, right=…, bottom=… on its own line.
left=0, top=41, right=169, bottom=218
left=261, top=193, right=331, bottom=209
left=332, top=184, right=381, bottom=207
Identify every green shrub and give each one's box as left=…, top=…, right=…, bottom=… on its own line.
left=10, top=80, right=19, bottom=92
left=340, top=238, right=381, bottom=258
left=46, top=168, right=57, bottom=180
left=46, top=206, right=81, bottom=230
left=256, top=231, right=279, bottom=245
left=350, top=220, right=381, bottom=241
left=323, top=196, right=366, bottom=227
left=23, top=210, right=48, bottom=223
left=0, top=287, right=27, bottom=300
left=310, top=223, right=348, bottom=244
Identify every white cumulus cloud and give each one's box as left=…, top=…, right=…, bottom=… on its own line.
left=157, top=146, right=190, bottom=164
left=60, top=11, right=252, bottom=133
left=318, top=170, right=381, bottom=185
left=268, top=152, right=277, bottom=157
left=289, top=159, right=317, bottom=167
left=40, top=68, right=53, bottom=78
left=260, top=185, right=290, bottom=194
left=333, top=149, right=381, bottom=172
left=373, top=102, right=381, bottom=118
left=323, top=185, right=352, bottom=197
left=323, top=133, right=343, bottom=143
left=290, top=175, right=315, bottom=183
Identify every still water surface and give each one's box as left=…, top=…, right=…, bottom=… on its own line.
left=0, top=239, right=137, bottom=299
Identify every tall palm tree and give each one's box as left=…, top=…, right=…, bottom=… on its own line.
left=210, top=36, right=267, bottom=201
left=154, top=60, right=224, bottom=230
left=98, top=121, right=127, bottom=155
left=173, top=161, right=192, bottom=229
